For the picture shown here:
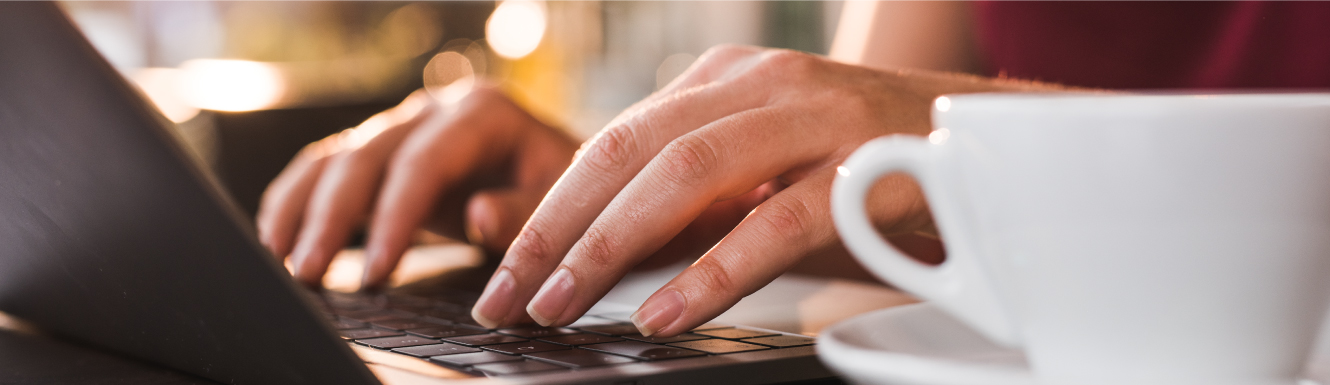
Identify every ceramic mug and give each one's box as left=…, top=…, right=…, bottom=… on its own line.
left=831, top=93, right=1330, bottom=385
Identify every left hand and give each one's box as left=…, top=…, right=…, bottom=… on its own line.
left=470, top=45, right=1051, bottom=336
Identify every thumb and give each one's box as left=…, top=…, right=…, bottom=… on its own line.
left=465, top=187, right=542, bottom=256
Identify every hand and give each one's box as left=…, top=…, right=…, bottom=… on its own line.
left=470, top=45, right=1052, bottom=335
left=256, top=86, right=579, bottom=289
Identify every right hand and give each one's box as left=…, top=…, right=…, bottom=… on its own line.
left=256, top=86, right=580, bottom=289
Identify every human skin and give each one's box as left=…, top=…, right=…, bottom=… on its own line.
left=473, top=45, right=1062, bottom=337
left=256, top=87, right=580, bottom=290
left=258, top=2, right=1067, bottom=336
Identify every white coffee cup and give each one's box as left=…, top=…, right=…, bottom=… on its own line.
left=831, top=93, right=1330, bottom=385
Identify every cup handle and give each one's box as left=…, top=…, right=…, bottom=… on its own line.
left=832, top=135, right=1021, bottom=347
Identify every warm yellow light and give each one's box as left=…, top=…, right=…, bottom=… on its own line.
left=130, top=67, right=201, bottom=123
left=485, top=0, right=547, bottom=59
left=177, top=59, right=285, bottom=112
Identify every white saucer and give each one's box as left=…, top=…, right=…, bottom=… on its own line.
left=817, top=303, right=1330, bottom=385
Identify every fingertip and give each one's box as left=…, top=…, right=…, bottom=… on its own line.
left=525, top=301, right=555, bottom=327
left=465, top=193, right=501, bottom=249
left=631, top=289, right=686, bottom=337
left=359, top=247, right=395, bottom=291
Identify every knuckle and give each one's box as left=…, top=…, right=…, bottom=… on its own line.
left=760, top=196, right=817, bottom=240
left=657, top=135, right=719, bottom=187
left=576, top=226, right=619, bottom=268
left=508, top=225, right=560, bottom=266
left=753, top=49, right=818, bottom=79
left=691, top=256, right=740, bottom=296
left=578, top=126, right=639, bottom=173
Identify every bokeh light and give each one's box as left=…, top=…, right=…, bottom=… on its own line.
left=485, top=0, right=547, bottom=59
left=423, top=51, right=476, bottom=105
left=177, top=59, right=285, bottom=112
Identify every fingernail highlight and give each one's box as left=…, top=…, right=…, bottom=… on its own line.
left=472, top=268, right=516, bottom=328
left=527, top=268, right=575, bottom=326
left=631, top=289, right=685, bottom=337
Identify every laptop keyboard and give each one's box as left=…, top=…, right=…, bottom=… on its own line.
left=315, top=291, right=816, bottom=377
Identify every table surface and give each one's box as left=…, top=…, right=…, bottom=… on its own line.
left=0, top=244, right=915, bottom=384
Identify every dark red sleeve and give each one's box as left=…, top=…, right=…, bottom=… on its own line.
left=973, top=1, right=1330, bottom=90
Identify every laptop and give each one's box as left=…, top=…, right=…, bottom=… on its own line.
left=0, top=3, right=834, bottom=384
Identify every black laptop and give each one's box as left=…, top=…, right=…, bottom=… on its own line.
left=0, top=3, right=834, bottom=384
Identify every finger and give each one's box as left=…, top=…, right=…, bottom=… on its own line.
left=361, top=90, right=519, bottom=289
left=465, top=187, right=543, bottom=256
left=257, top=138, right=339, bottom=258
left=462, top=120, right=584, bottom=256
left=472, top=80, right=772, bottom=328
left=287, top=106, right=430, bottom=286
left=637, top=180, right=783, bottom=270
left=525, top=107, right=837, bottom=326
left=630, top=169, right=843, bottom=337
left=261, top=91, right=434, bottom=259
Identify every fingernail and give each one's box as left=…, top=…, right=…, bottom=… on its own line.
left=527, top=268, right=575, bottom=326
left=631, top=289, right=685, bottom=337
left=472, top=268, right=516, bottom=328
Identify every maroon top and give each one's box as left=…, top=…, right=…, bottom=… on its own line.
left=974, top=1, right=1330, bottom=89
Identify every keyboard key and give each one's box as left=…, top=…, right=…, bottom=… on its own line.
left=340, top=309, right=410, bottom=323
left=332, top=319, right=367, bottom=330
left=622, top=333, right=709, bottom=344
left=692, top=322, right=732, bottom=331
left=391, top=343, right=481, bottom=358
left=372, top=318, right=440, bottom=331
left=339, top=328, right=404, bottom=340
left=694, top=327, right=779, bottom=340
left=497, top=326, right=581, bottom=338
left=668, top=339, right=769, bottom=354
left=422, top=311, right=491, bottom=329
left=385, top=294, right=433, bottom=307
left=430, top=351, right=522, bottom=367
left=443, top=333, right=527, bottom=347
left=743, top=335, right=816, bottom=348
left=576, top=323, right=641, bottom=336
left=581, top=341, right=706, bottom=361
left=472, top=360, right=565, bottom=375
left=387, top=304, right=433, bottom=314
left=426, top=303, right=471, bottom=315
left=354, top=335, right=439, bottom=349
left=482, top=341, right=570, bottom=355
left=538, top=333, right=623, bottom=346
left=525, top=349, right=638, bottom=368
left=406, top=325, right=487, bottom=339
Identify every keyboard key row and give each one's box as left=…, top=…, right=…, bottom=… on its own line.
left=482, top=341, right=569, bottom=355
left=355, top=335, right=439, bottom=349
left=392, top=343, right=482, bottom=358
left=444, top=333, right=527, bottom=347
left=580, top=341, right=706, bottom=361
left=539, top=333, right=623, bottom=346
left=496, top=326, right=581, bottom=338
left=406, top=325, right=487, bottom=339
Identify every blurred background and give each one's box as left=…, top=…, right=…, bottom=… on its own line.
left=58, top=1, right=843, bottom=219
